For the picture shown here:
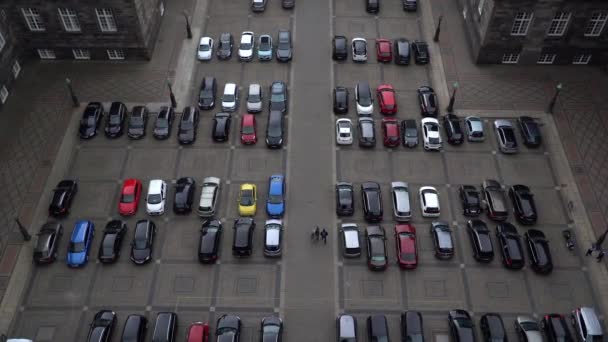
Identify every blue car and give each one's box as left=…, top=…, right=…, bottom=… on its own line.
left=266, top=175, right=286, bottom=217
left=67, top=220, right=94, bottom=267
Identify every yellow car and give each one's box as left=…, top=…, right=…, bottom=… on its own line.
left=238, top=183, right=257, bottom=216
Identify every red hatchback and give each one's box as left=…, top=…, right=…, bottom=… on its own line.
left=377, top=84, right=397, bottom=115
left=187, top=322, right=210, bottom=342
left=241, top=114, right=257, bottom=145
left=376, top=38, right=392, bottom=62
left=382, top=118, right=400, bottom=147
left=395, top=224, right=418, bottom=269
left=119, top=178, right=142, bottom=216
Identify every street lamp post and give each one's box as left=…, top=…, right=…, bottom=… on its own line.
left=167, top=79, right=177, bottom=108
left=547, top=82, right=563, bottom=114
left=65, top=78, right=80, bottom=107
left=14, top=217, right=31, bottom=241
left=183, top=11, right=192, bottom=39
left=446, top=82, right=459, bottom=113
left=433, top=15, right=443, bottom=42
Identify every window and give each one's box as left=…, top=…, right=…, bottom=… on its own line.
left=511, top=12, right=533, bottom=36
left=584, top=12, right=607, bottom=37
left=107, top=49, right=125, bottom=60
left=0, top=86, right=8, bottom=104
left=537, top=53, right=556, bottom=64
left=573, top=54, right=592, bottom=65
left=22, top=8, right=45, bottom=31
left=502, top=53, right=520, bottom=64
left=72, top=48, right=90, bottom=60
left=12, top=60, right=20, bottom=78
left=0, top=31, right=5, bottom=52
left=96, top=8, right=117, bottom=32
left=478, top=0, right=485, bottom=16
left=547, top=12, right=571, bottom=36
left=37, top=49, right=56, bottom=59
left=58, top=8, right=80, bottom=32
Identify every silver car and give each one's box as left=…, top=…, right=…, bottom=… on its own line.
left=494, top=119, right=518, bottom=154
left=515, top=316, right=543, bottom=342
left=197, top=177, right=221, bottom=217
left=246, top=83, right=262, bottom=113
left=572, top=307, right=603, bottom=342
left=340, top=223, right=361, bottom=257
left=336, top=118, right=353, bottom=145
left=391, top=181, right=411, bottom=221
left=465, top=116, right=484, bottom=142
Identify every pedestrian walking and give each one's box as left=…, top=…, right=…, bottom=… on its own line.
left=320, top=229, right=328, bottom=244
left=586, top=243, right=596, bottom=256
left=598, top=250, right=605, bottom=262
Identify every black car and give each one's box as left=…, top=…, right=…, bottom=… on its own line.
left=152, top=312, right=177, bottom=342
left=367, top=315, right=389, bottom=341
left=104, top=101, right=127, bottom=138
left=335, top=182, right=354, bottom=216
left=541, top=314, right=573, bottom=342
left=401, top=311, right=424, bottom=342
left=154, top=106, right=175, bottom=139
left=276, top=30, right=292, bottom=62
left=480, top=313, right=507, bottom=342
left=34, top=222, right=63, bottom=264
left=417, top=86, right=438, bottom=117
left=443, top=114, right=464, bottom=145
left=412, top=40, right=429, bottom=64
left=333, top=86, right=349, bottom=114
left=217, top=32, right=234, bottom=60
left=525, top=229, right=553, bottom=274
left=496, top=222, right=524, bottom=269
left=282, top=0, right=295, bottom=9
left=401, top=119, right=418, bottom=147
left=131, top=219, right=155, bottom=265
left=403, top=0, right=417, bottom=11
left=173, top=177, right=196, bottom=214
left=233, top=217, right=255, bottom=257
left=98, top=220, right=126, bottom=263
left=365, top=0, right=379, bottom=13
left=79, top=102, right=104, bottom=139
left=269, top=81, right=288, bottom=113
left=199, top=220, right=222, bottom=263
left=366, top=225, right=388, bottom=271
left=431, top=221, right=454, bottom=259
left=212, top=112, right=231, bottom=142
left=332, top=36, right=348, bottom=60
left=449, top=310, right=476, bottom=342
left=266, top=110, right=284, bottom=148
left=361, top=182, right=383, bottom=222
left=509, top=185, right=537, bottom=225
left=459, top=185, right=481, bottom=216
left=127, top=105, right=149, bottom=139
left=518, top=116, right=542, bottom=148
left=178, top=107, right=200, bottom=145
left=121, top=314, right=148, bottom=342
left=48, top=179, right=78, bottom=216
left=216, top=314, right=241, bottom=341
left=358, top=117, right=376, bottom=147
left=482, top=179, right=508, bottom=222
left=86, top=310, right=116, bottom=342
left=395, top=38, right=411, bottom=65
left=261, top=316, right=283, bottom=342
left=466, top=219, right=494, bottom=262
left=198, top=76, right=217, bottom=110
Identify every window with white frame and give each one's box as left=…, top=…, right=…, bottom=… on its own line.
left=73, top=48, right=90, bottom=60
left=572, top=54, right=592, bottom=65
left=584, top=12, right=607, bottom=37
left=0, top=31, right=5, bottom=52
left=547, top=12, right=571, bottom=36
left=22, top=8, right=45, bottom=31
left=96, top=8, right=117, bottom=32
left=537, top=53, right=556, bottom=64
left=107, top=49, right=125, bottom=60
left=58, top=8, right=80, bottom=32
left=0, top=86, right=8, bottom=104
left=37, top=49, right=56, bottom=59
left=511, top=12, right=533, bottom=36
left=478, top=0, right=486, bottom=16
left=12, top=60, right=20, bottom=78
left=502, top=53, right=520, bottom=64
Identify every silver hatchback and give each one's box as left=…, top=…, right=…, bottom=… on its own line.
left=391, top=181, right=411, bottom=221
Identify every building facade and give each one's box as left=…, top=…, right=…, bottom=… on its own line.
left=458, top=0, right=608, bottom=65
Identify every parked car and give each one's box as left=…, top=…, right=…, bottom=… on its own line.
left=431, top=221, right=454, bottom=259
left=403, top=0, right=417, bottom=11
left=121, top=314, right=148, bottom=342
left=282, top=0, right=295, bottom=9
left=496, top=222, right=524, bottom=269
left=173, top=177, right=196, bottom=214
left=352, top=38, right=368, bottom=62
left=482, top=179, right=508, bottom=221
left=401, top=311, right=424, bottom=342
left=238, top=31, right=255, bottom=61
left=340, top=223, right=361, bottom=257
left=217, top=32, right=234, bottom=60
left=146, top=179, right=167, bottom=216
left=221, top=83, right=239, bottom=112
left=216, top=314, right=241, bottom=341
left=238, top=183, right=257, bottom=216
left=443, top=114, right=464, bottom=145
left=198, top=76, right=217, bottom=110
left=336, top=118, right=354, bottom=145
left=355, top=81, right=374, bottom=115
left=67, top=220, right=95, bottom=267
left=391, top=181, right=412, bottom=221
left=509, top=184, right=537, bottom=225
left=395, top=224, right=417, bottom=269
left=358, top=117, right=376, bottom=147
left=365, top=0, right=379, bottom=13
left=246, top=83, right=263, bottom=113
left=152, top=312, right=177, bottom=342
left=571, top=307, right=603, bottom=342
left=332, top=35, right=348, bottom=60
left=251, top=0, right=267, bottom=12
left=382, top=117, right=400, bottom=147
left=178, top=106, right=200, bottom=144
left=417, top=86, right=438, bottom=117
left=232, top=218, right=255, bottom=257
left=98, top=220, right=126, bottom=263
left=269, top=81, right=288, bottom=113
left=401, top=119, right=418, bottom=147
left=131, top=219, right=155, bottom=265
left=422, top=118, right=442, bottom=151
left=79, top=102, right=104, bottom=139
left=518, top=116, right=542, bottom=148
left=541, top=314, right=572, bottom=342
left=362, top=182, right=383, bottom=222
left=48, top=179, right=78, bottom=217
left=516, top=316, right=543, bottom=342
left=376, top=38, right=392, bottom=63
left=465, top=116, right=484, bottom=142
left=197, top=177, right=221, bottom=217
left=367, top=315, right=389, bottom=341
left=266, top=110, right=284, bottom=148
left=33, top=222, right=63, bottom=264
left=153, top=106, right=175, bottom=140
left=412, top=40, right=429, bottom=64
left=366, top=225, right=388, bottom=271
left=241, top=114, right=257, bottom=145
left=394, top=38, right=411, bottom=65
left=118, top=179, right=142, bottom=216
left=448, top=310, right=475, bottom=342
left=420, top=186, right=440, bottom=217
left=212, top=112, right=231, bottom=142
left=377, top=84, right=397, bottom=115
left=525, top=229, right=553, bottom=274
left=261, top=316, right=283, bottom=341
left=186, top=322, right=210, bottom=342
left=466, top=219, right=494, bottom=262
left=494, top=120, right=518, bottom=154
left=333, top=86, right=349, bottom=114
left=276, top=29, right=292, bottom=62
left=266, top=174, right=286, bottom=217
left=459, top=185, right=481, bottom=216
left=127, top=105, right=149, bottom=139
left=480, top=313, right=507, bottom=342
left=336, top=182, right=355, bottom=216
left=258, top=35, right=273, bottom=61
left=198, top=220, right=222, bottom=263
left=86, top=310, right=116, bottom=342
left=337, top=315, right=358, bottom=342
left=104, top=101, right=127, bottom=138
left=197, top=36, right=214, bottom=60
left=264, top=220, right=283, bottom=257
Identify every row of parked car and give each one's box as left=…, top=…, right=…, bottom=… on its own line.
left=332, top=36, right=429, bottom=65
left=197, top=30, right=292, bottom=62
left=250, top=0, right=294, bottom=12
left=363, top=0, right=418, bottom=13
left=337, top=307, right=603, bottom=342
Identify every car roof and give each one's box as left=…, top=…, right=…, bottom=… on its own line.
left=579, top=307, right=602, bottom=334
left=242, top=113, right=255, bottom=125
left=241, top=183, right=255, bottom=191
left=339, top=315, right=357, bottom=337
left=224, top=83, right=237, bottom=93
left=366, top=225, right=384, bottom=236
left=494, top=119, right=513, bottom=128
left=149, top=179, right=164, bottom=192
left=392, top=181, right=408, bottom=189
left=72, top=221, right=91, bottom=242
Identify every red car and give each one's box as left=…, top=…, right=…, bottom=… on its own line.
left=187, top=322, right=210, bottom=342
left=240, top=113, right=257, bottom=145
left=376, top=38, right=392, bottom=62
left=395, top=224, right=418, bottom=269
left=382, top=118, right=400, bottom=147
left=118, top=178, right=142, bottom=216
left=377, top=84, right=397, bottom=115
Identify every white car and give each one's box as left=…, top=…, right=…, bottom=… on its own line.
left=336, top=118, right=353, bottom=145
left=419, top=186, right=440, bottom=217
left=355, top=81, right=373, bottom=116
left=146, top=179, right=167, bottom=215
left=221, top=83, right=239, bottom=112
left=352, top=38, right=367, bottom=62
left=264, top=219, right=283, bottom=257
left=238, top=31, right=255, bottom=61
left=197, top=36, right=214, bottom=60
left=421, top=117, right=442, bottom=151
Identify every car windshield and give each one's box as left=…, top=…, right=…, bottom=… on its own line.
left=130, top=117, right=143, bottom=127
left=180, top=121, right=193, bottom=129
left=240, top=190, right=254, bottom=205
left=359, top=92, right=371, bottom=106
left=269, top=194, right=282, bottom=204
left=217, top=327, right=236, bottom=335
left=264, top=325, right=281, bottom=335
left=503, top=128, right=516, bottom=142
left=121, top=193, right=134, bottom=203
left=371, top=255, right=386, bottom=262
left=278, top=40, right=290, bottom=49
left=109, top=115, right=121, bottom=125
left=223, top=94, right=235, bottom=102
left=405, top=128, right=417, bottom=137
left=534, top=241, right=548, bottom=263
left=271, top=92, right=285, bottom=102
left=401, top=253, right=416, bottom=261
left=241, top=41, right=252, bottom=50
left=455, top=318, right=473, bottom=328
left=199, top=44, right=210, bottom=51
left=354, top=41, right=366, bottom=54
left=248, top=93, right=261, bottom=102
left=242, top=125, right=255, bottom=134
left=82, top=116, right=96, bottom=126
left=268, top=123, right=282, bottom=136
left=135, top=237, right=147, bottom=249
left=156, top=118, right=168, bottom=128
left=70, top=241, right=85, bottom=253
left=148, top=194, right=162, bottom=204
left=519, top=322, right=538, bottom=331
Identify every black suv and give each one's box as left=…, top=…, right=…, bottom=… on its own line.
left=333, top=86, right=349, bottom=114
left=127, top=105, right=149, bottom=139
left=361, top=182, right=383, bottom=222
left=482, top=179, right=508, bottom=222
left=212, top=112, right=231, bottom=142
left=177, top=106, right=200, bottom=145
left=333, top=35, right=348, bottom=60
left=496, top=222, right=524, bottom=269
left=459, top=185, right=481, bottom=216
left=335, top=182, right=354, bottom=216
left=217, top=32, right=233, bottom=60
left=79, top=102, right=104, bottom=139
left=443, top=114, right=464, bottom=145
left=173, top=177, right=196, bottom=214
left=525, top=229, right=553, bottom=274
left=86, top=310, right=116, bottom=342
left=131, top=219, right=156, bottom=265
left=153, top=106, right=175, bottom=140
left=467, top=219, right=494, bottom=262
left=266, top=110, right=284, bottom=148
left=417, top=86, right=438, bottom=117
left=104, top=102, right=127, bottom=138
left=233, top=217, right=255, bottom=257
left=198, top=76, right=217, bottom=110
left=518, top=116, right=542, bottom=148
left=48, top=179, right=78, bottom=216
left=98, top=220, right=126, bottom=264
left=480, top=313, right=507, bottom=342
left=412, top=40, right=429, bottom=64
left=509, top=185, right=537, bottom=225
